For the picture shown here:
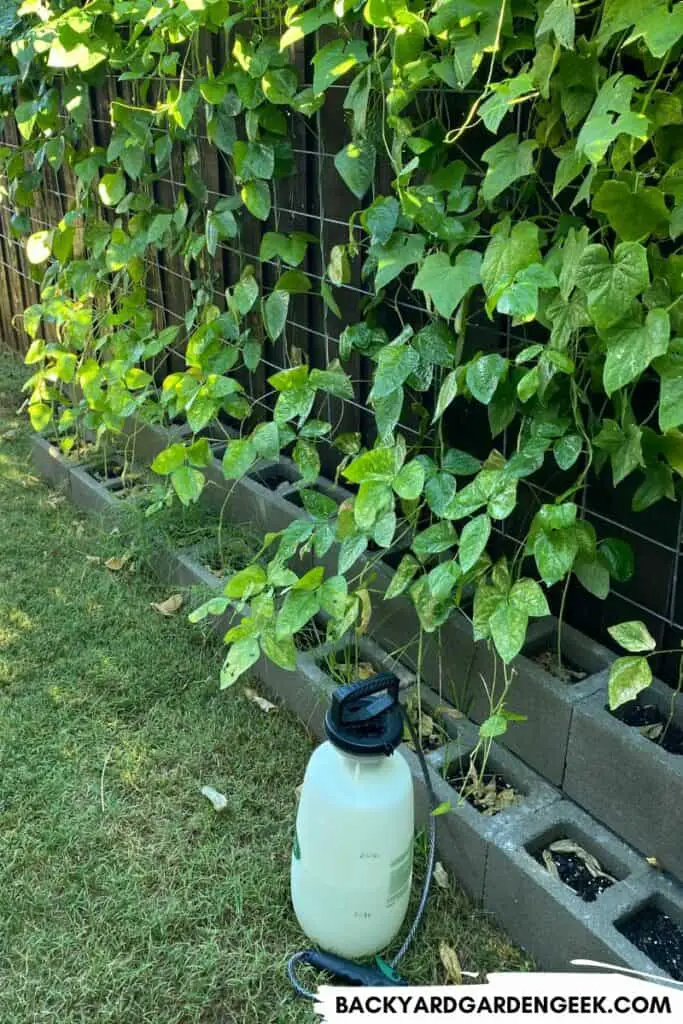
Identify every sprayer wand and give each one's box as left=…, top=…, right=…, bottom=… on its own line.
left=287, top=705, right=438, bottom=998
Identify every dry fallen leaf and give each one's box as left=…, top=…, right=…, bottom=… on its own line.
left=151, top=593, right=183, bottom=616
left=105, top=554, right=130, bottom=572
left=200, top=785, right=228, bottom=812
left=244, top=687, right=277, bottom=713
left=547, top=839, right=616, bottom=882
left=434, top=861, right=449, bottom=890
left=440, top=942, right=462, bottom=984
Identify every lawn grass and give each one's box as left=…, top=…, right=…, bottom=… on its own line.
left=0, top=349, right=531, bottom=1023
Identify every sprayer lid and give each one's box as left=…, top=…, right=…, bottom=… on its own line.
left=325, top=672, right=403, bottom=756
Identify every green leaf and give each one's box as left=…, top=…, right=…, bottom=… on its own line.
left=241, top=180, right=271, bottom=220
left=171, top=465, right=204, bottom=505
left=607, top=656, right=653, bottom=711
left=481, top=136, right=537, bottom=203
left=98, top=171, right=126, bottom=207
left=276, top=589, right=321, bottom=640
left=466, top=354, right=507, bottom=404
left=189, top=596, right=231, bottom=623
left=151, top=444, right=186, bottom=475
left=602, top=309, right=670, bottom=396
left=459, top=514, right=491, bottom=573
left=263, top=290, right=289, bottom=341
left=490, top=601, right=528, bottom=663
left=276, top=270, right=311, bottom=294
left=338, top=534, right=368, bottom=573
left=479, top=713, right=509, bottom=738
left=433, top=370, right=459, bottom=423
left=221, top=638, right=260, bottom=689
left=537, top=0, right=575, bottom=49
left=607, top=620, right=657, bottom=653
left=412, top=250, right=482, bottom=319
left=575, top=242, right=650, bottom=331
left=393, top=460, right=425, bottom=500
left=386, top=554, right=420, bottom=599
left=259, top=231, right=310, bottom=267
left=659, top=374, right=683, bottom=432
left=233, top=140, right=275, bottom=181
left=233, top=272, right=259, bottom=315
left=344, top=447, right=399, bottom=484
left=534, top=527, right=579, bottom=586
left=312, top=39, right=367, bottom=95
left=319, top=575, right=349, bottom=618
left=370, top=342, right=419, bottom=399
left=599, top=538, right=634, bottom=582
left=509, top=578, right=550, bottom=618
left=480, top=74, right=537, bottom=133
left=593, top=181, right=670, bottom=242
left=363, top=196, right=400, bottom=244
left=222, top=438, right=257, bottom=479
left=574, top=555, right=610, bottom=600
left=293, top=438, right=320, bottom=482
left=413, top=521, right=457, bottom=560
left=26, top=231, right=52, bottom=265
left=554, top=434, right=583, bottom=471
left=225, top=565, right=267, bottom=600
left=373, top=233, right=425, bottom=291
left=334, top=139, right=376, bottom=199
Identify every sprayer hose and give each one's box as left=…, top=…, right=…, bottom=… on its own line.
left=287, top=707, right=439, bottom=999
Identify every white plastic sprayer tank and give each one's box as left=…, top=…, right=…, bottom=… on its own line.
left=291, top=674, right=414, bottom=959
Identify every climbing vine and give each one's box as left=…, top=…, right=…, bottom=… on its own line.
left=1, top=0, right=682, bottom=711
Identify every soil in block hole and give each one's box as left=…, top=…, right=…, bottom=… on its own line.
left=619, top=906, right=683, bottom=981
left=531, top=648, right=588, bottom=683
left=610, top=701, right=683, bottom=755
left=88, top=460, right=126, bottom=482
left=449, top=761, right=521, bottom=816
left=536, top=839, right=616, bottom=902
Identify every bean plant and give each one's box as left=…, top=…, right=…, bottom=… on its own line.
left=1, top=0, right=682, bottom=714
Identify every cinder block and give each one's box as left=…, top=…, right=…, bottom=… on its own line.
left=119, top=415, right=190, bottom=464
left=565, top=679, right=683, bottom=882
left=31, top=436, right=72, bottom=493
left=404, top=702, right=561, bottom=902
left=484, top=799, right=665, bottom=974
left=466, top=618, right=613, bottom=786
left=68, top=465, right=120, bottom=519
left=155, top=545, right=224, bottom=592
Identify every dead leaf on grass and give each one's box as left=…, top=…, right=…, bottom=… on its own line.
left=439, top=942, right=462, bottom=984
left=244, top=688, right=277, bottom=713
left=200, top=785, right=228, bottom=812
left=434, top=861, right=449, bottom=890
left=105, top=554, right=131, bottom=571
left=151, top=593, right=183, bottom=616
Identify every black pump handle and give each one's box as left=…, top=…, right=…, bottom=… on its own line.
left=329, top=672, right=400, bottom=729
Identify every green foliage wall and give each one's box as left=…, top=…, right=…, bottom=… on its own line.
left=1, top=0, right=682, bottom=707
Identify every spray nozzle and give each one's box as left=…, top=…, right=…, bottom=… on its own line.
left=295, top=949, right=408, bottom=988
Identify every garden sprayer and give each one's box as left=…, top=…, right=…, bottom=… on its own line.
left=287, top=673, right=438, bottom=998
